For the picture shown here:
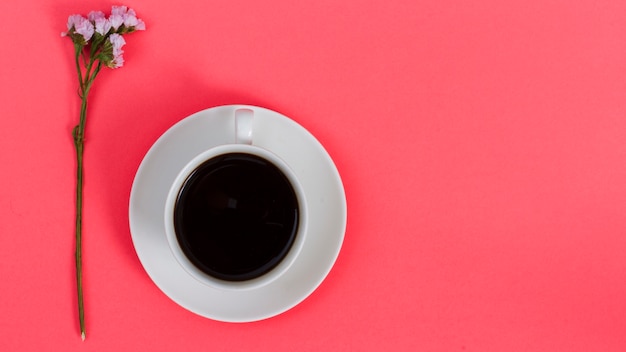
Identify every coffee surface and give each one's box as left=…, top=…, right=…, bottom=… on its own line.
left=174, top=153, right=299, bottom=281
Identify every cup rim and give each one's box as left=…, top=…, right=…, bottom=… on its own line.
left=163, top=143, right=308, bottom=291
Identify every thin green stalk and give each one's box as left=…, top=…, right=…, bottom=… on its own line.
left=73, top=125, right=85, bottom=341
left=73, top=52, right=100, bottom=342
left=74, top=45, right=84, bottom=93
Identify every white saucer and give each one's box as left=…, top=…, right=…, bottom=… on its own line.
left=129, top=105, right=347, bottom=322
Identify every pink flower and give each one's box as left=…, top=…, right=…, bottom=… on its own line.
left=66, top=14, right=83, bottom=31
left=87, top=11, right=105, bottom=22
left=61, top=14, right=84, bottom=37
left=109, top=14, right=124, bottom=30
left=135, top=19, right=146, bottom=31
left=94, top=17, right=112, bottom=35
left=62, top=6, right=144, bottom=69
left=123, top=14, right=139, bottom=27
left=107, top=33, right=126, bottom=68
left=111, top=5, right=129, bottom=16
left=123, top=8, right=139, bottom=27
left=112, top=55, right=125, bottom=68
left=109, top=5, right=145, bottom=31
left=75, top=18, right=95, bottom=42
left=62, top=14, right=95, bottom=42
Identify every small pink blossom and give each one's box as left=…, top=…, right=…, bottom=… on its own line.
left=111, top=5, right=129, bottom=16
left=67, top=14, right=83, bottom=30
left=109, top=33, right=126, bottom=53
left=123, top=14, right=139, bottom=28
left=65, top=15, right=95, bottom=42
left=123, top=8, right=139, bottom=27
left=109, top=5, right=145, bottom=31
left=135, top=19, right=146, bottom=31
left=87, top=11, right=105, bottom=22
left=110, top=6, right=130, bottom=29
left=61, top=14, right=84, bottom=37
left=94, top=18, right=112, bottom=35
left=109, top=14, right=124, bottom=30
left=111, top=55, right=125, bottom=68
left=107, top=33, right=126, bottom=68
left=76, top=21, right=95, bottom=42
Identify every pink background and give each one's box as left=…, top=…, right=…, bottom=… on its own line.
left=1, top=0, right=626, bottom=350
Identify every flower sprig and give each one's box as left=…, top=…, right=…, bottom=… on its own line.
left=63, top=6, right=145, bottom=69
left=63, top=5, right=145, bottom=341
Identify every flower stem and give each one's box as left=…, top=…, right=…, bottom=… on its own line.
left=73, top=52, right=98, bottom=341
left=73, top=93, right=87, bottom=341
left=73, top=124, right=85, bottom=340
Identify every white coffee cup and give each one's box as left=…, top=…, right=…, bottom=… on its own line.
left=163, top=108, right=308, bottom=291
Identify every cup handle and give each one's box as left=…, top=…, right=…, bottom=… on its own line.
left=235, top=108, right=254, bottom=145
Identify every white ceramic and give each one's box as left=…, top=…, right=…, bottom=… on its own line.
left=129, top=105, right=347, bottom=322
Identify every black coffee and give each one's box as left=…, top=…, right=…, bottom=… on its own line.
left=174, top=153, right=299, bottom=281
